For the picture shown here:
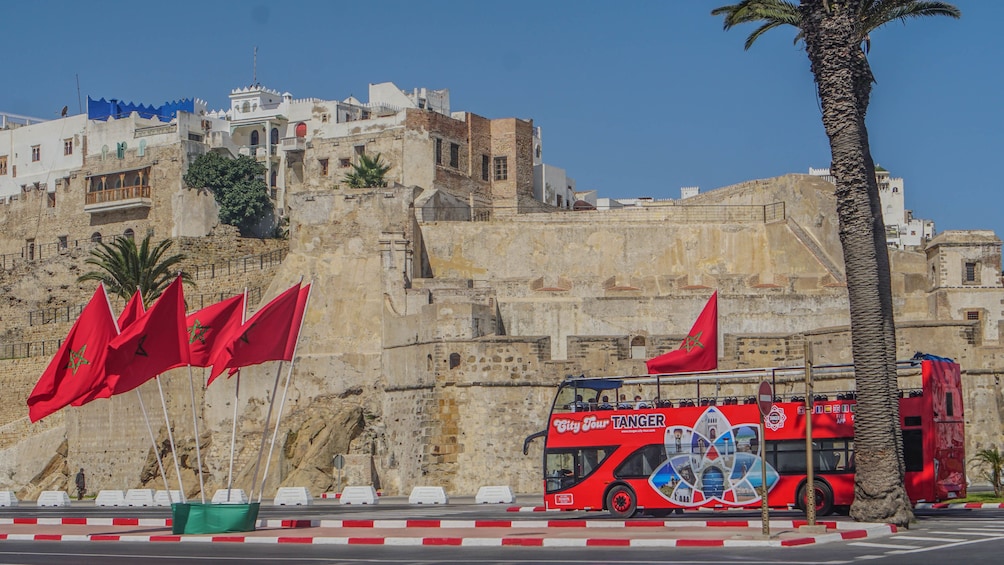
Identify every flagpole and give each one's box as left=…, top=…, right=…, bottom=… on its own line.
left=227, top=289, right=248, bottom=503
left=258, top=282, right=312, bottom=502
left=249, top=362, right=283, bottom=502
left=155, top=376, right=187, bottom=503
left=227, top=370, right=240, bottom=500
left=186, top=365, right=206, bottom=503
left=135, top=389, right=171, bottom=496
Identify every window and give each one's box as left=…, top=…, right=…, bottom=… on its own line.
left=320, top=159, right=329, bottom=176
left=614, top=444, right=666, bottom=479
left=449, top=143, right=459, bottom=168
left=31, top=145, right=40, bottom=162
left=449, top=353, right=461, bottom=369
left=138, top=140, right=146, bottom=156
left=966, top=310, right=980, bottom=321
left=482, top=155, right=489, bottom=181
left=250, top=130, right=259, bottom=146
left=0, top=155, right=7, bottom=175
left=945, top=392, right=955, bottom=417
left=187, top=133, right=203, bottom=142
left=295, top=122, right=307, bottom=138
left=435, top=138, right=442, bottom=164
left=354, top=145, right=365, bottom=158
left=545, top=447, right=616, bottom=493
left=58, top=236, right=68, bottom=250
left=964, top=262, right=978, bottom=284
left=90, top=232, right=102, bottom=243
left=271, top=128, right=279, bottom=145
left=26, top=239, right=35, bottom=261
left=493, top=156, right=508, bottom=181
left=46, top=192, right=55, bottom=208
left=270, top=169, right=277, bottom=187
left=123, top=228, right=135, bottom=241
left=630, top=336, right=646, bottom=359
left=116, top=142, right=126, bottom=159
left=902, top=430, right=923, bottom=472
left=765, top=439, right=854, bottom=474
left=64, top=138, right=73, bottom=156
left=339, top=158, right=351, bottom=168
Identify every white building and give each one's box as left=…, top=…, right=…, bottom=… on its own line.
left=531, top=126, right=575, bottom=209
left=808, top=166, right=934, bottom=248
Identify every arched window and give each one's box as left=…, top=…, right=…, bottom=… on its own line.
left=270, top=169, right=277, bottom=187
left=241, top=101, right=250, bottom=113
left=427, top=354, right=433, bottom=371
left=90, top=232, right=102, bottom=243
left=449, top=353, right=461, bottom=369
left=123, top=228, right=135, bottom=241
left=138, top=139, right=146, bottom=156
left=630, top=336, right=647, bottom=359
left=295, top=122, right=307, bottom=138
left=114, top=176, right=123, bottom=189
left=271, top=128, right=279, bottom=145
left=250, top=130, right=259, bottom=146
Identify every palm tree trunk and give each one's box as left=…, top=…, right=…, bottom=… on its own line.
left=800, top=0, right=912, bottom=526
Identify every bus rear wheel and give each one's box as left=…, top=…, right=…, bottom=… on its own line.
left=796, top=480, right=834, bottom=516
left=606, top=485, right=638, bottom=518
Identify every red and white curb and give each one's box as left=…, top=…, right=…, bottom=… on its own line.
left=914, top=502, right=1004, bottom=509
left=0, top=524, right=896, bottom=547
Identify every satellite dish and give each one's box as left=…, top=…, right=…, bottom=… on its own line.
left=60, top=105, right=68, bottom=117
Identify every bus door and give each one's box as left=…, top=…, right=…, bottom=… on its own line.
left=925, top=359, right=966, bottom=500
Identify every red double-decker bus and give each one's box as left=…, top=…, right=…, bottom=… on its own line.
left=524, top=356, right=965, bottom=517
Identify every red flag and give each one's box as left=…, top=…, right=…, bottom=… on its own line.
left=646, top=291, right=718, bottom=374
left=283, top=283, right=310, bottom=359
left=27, top=285, right=118, bottom=422
left=185, top=293, right=245, bottom=368
left=98, top=276, right=190, bottom=396
left=118, top=289, right=145, bottom=330
left=208, top=283, right=300, bottom=384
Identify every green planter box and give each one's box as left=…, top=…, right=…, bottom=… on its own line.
left=171, top=502, right=260, bottom=534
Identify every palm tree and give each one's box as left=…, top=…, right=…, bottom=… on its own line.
left=971, top=447, right=1003, bottom=497
left=343, top=153, right=391, bottom=188
left=77, top=234, right=193, bottom=307
left=713, top=0, right=959, bottom=526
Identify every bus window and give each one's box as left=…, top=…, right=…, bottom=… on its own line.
left=903, top=429, right=924, bottom=472
left=614, top=445, right=667, bottom=479
left=545, top=446, right=616, bottom=492
left=766, top=439, right=855, bottom=474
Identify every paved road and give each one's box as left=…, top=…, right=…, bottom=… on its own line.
left=0, top=503, right=1000, bottom=564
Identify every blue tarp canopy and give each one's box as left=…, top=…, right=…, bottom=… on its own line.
left=562, top=378, right=623, bottom=391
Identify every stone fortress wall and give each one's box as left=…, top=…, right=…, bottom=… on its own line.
left=0, top=172, right=1002, bottom=498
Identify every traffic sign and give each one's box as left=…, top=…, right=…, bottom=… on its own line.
left=333, top=454, right=345, bottom=470
left=758, top=381, right=774, bottom=417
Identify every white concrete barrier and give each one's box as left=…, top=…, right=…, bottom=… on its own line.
left=339, top=486, right=379, bottom=505
left=154, top=490, right=183, bottom=506
left=212, top=489, right=249, bottom=504
left=273, top=487, right=313, bottom=506
left=125, top=489, right=156, bottom=507
left=408, top=486, right=449, bottom=505
left=36, top=491, right=71, bottom=507
left=475, top=485, right=515, bottom=504
left=0, top=491, right=19, bottom=507
left=94, top=490, right=126, bottom=507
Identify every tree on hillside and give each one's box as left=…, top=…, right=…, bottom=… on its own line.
left=343, top=153, right=391, bottom=188
left=183, top=152, right=273, bottom=236
left=77, top=234, right=193, bottom=307
left=712, top=0, right=959, bottom=526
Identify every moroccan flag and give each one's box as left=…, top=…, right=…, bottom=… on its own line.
left=186, top=293, right=245, bottom=368
left=208, top=283, right=301, bottom=385
left=646, top=291, right=718, bottom=374
left=27, top=285, right=118, bottom=422
left=99, top=276, right=190, bottom=396
left=118, top=289, right=145, bottom=330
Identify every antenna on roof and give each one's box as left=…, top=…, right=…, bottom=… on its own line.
left=253, top=46, right=258, bottom=86
left=75, top=74, right=82, bottom=114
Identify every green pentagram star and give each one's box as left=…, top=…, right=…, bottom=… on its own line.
left=189, top=319, right=210, bottom=345
left=680, top=331, right=704, bottom=353
left=66, top=344, right=90, bottom=375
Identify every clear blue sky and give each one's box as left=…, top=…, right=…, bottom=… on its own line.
left=2, top=1, right=1000, bottom=237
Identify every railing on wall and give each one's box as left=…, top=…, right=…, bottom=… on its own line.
left=188, top=248, right=287, bottom=280
left=0, top=339, right=63, bottom=360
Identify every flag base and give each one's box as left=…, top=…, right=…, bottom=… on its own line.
left=171, top=502, right=260, bottom=534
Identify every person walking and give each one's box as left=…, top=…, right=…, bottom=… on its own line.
left=74, top=468, right=86, bottom=501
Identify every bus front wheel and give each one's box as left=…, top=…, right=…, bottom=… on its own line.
left=796, top=480, right=834, bottom=516
left=606, top=485, right=638, bottom=519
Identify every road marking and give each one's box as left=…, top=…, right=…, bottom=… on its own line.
left=895, top=535, right=966, bottom=543
left=855, top=555, right=886, bottom=560
left=849, top=541, right=921, bottom=550
left=928, top=530, right=1004, bottom=536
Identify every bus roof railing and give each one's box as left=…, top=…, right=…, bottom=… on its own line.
left=560, top=359, right=927, bottom=388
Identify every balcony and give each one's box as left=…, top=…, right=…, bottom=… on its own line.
left=84, top=185, right=152, bottom=213
left=281, top=137, right=306, bottom=152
